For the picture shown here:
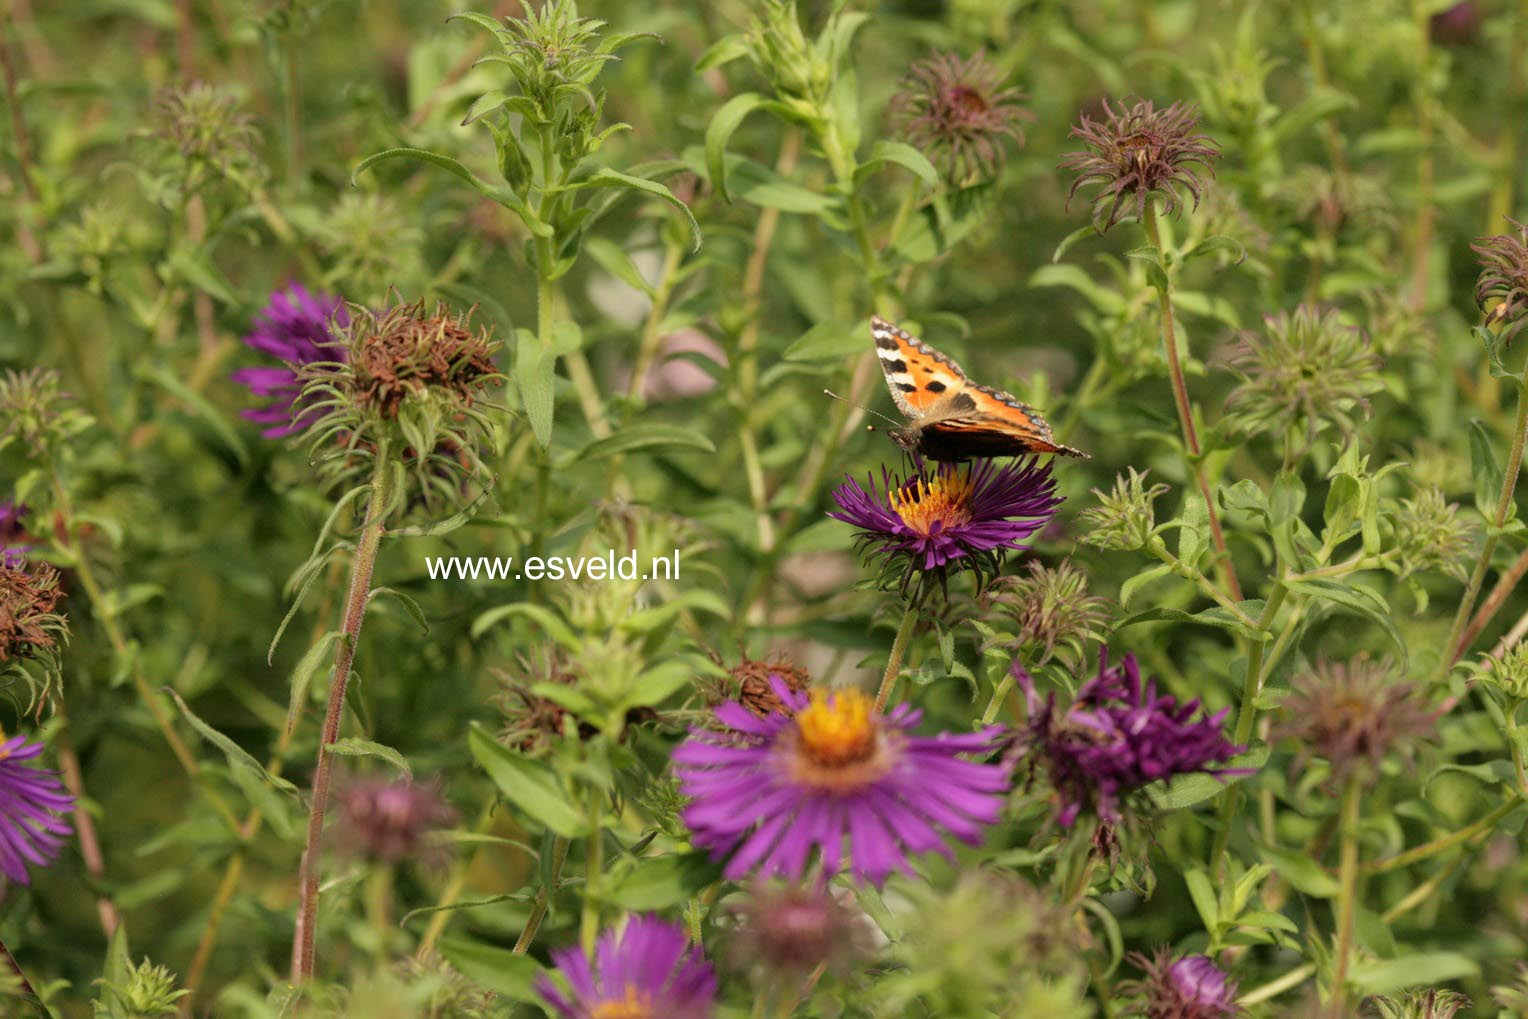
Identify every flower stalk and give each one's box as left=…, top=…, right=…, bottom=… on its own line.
left=1332, top=775, right=1363, bottom=1007
left=1443, top=377, right=1528, bottom=672
left=513, top=836, right=570, bottom=954
left=292, top=438, right=395, bottom=983
left=1141, top=199, right=1242, bottom=602
left=875, top=596, right=922, bottom=713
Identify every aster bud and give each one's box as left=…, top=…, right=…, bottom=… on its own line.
left=1387, top=487, right=1475, bottom=582
left=1121, top=951, right=1238, bottom=1019
left=1369, top=989, right=1471, bottom=1019
left=726, top=881, right=873, bottom=979
left=1061, top=97, right=1220, bottom=233
left=1473, top=221, right=1528, bottom=348
left=1273, top=656, right=1438, bottom=790
left=149, top=82, right=262, bottom=186
left=879, top=870, right=1090, bottom=1019
left=1222, top=306, right=1383, bottom=452
left=1080, top=468, right=1170, bottom=553
left=889, top=50, right=1034, bottom=184
left=331, top=774, right=457, bottom=866
left=97, top=957, right=189, bottom=1018
left=1481, top=644, right=1528, bottom=705
left=981, top=559, right=1114, bottom=670
left=0, top=368, right=93, bottom=457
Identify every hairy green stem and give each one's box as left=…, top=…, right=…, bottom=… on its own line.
left=1141, top=200, right=1243, bottom=603
left=1363, top=796, right=1521, bottom=875
left=0, top=933, right=50, bottom=1019
left=1239, top=962, right=1317, bottom=1007
left=514, top=836, right=570, bottom=954
left=1442, top=377, right=1528, bottom=673
left=1332, top=776, right=1362, bottom=1007
left=1210, top=583, right=1287, bottom=875
left=874, top=597, right=922, bottom=714
left=581, top=792, right=605, bottom=955
left=292, top=445, right=394, bottom=983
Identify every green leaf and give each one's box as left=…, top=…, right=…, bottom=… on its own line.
left=167, top=246, right=241, bottom=306
left=1284, top=578, right=1407, bottom=664
left=705, top=92, right=767, bottom=204
left=570, top=423, right=715, bottom=462
left=695, top=33, right=750, bottom=71
left=603, top=852, right=722, bottom=911
left=584, top=235, right=657, bottom=298
left=1119, top=562, right=1173, bottom=608
left=1347, top=952, right=1479, bottom=995
left=468, top=725, right=589, bottom=837
left=328, top=737, right=412, bottom=779
left=437, top=937, right=545, bottom=1001
left=1184, top=869, right=1219, bottom=930
left=367, top=587, right=430, bottom=634
left=352, top=147, right=548, bottom=235
left=1183, top=234, right=1246, bottom=264
left=285, top=631, right=339, bottom=735
left=1259, top=844, right=1339, bottom=898
left=564, top=168, right=701, bottom=251
left=853, top=140, right=938, bottom=187
left=515, top=328, right=557, bottom=450
left=1470, top=419, right=1505, bottom=516
left=1178, top=492, right=1210, bottom=569
left=471, top=602, right=580, bottom=647
left=165, top=689, right=298, bottom=795
left=1051, top=224, right=1097, bottom=263
left=783, top=321, right=861, bottom=362
left=1150, top=743, right=1268, bottom=810
left=1119, top=603, right=1270, bottom=640
left=1028, top=264, right=1127, bottom=314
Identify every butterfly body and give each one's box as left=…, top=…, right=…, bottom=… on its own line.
left=870, top=315, right=1088, bottom=461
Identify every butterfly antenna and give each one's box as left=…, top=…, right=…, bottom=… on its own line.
left=823, top=389, right=901, bottom=428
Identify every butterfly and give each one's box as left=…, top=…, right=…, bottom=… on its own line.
left=870, top=315, right=1088, bottom=461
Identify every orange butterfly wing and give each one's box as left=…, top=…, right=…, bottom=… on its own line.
left=870, top=315, right=1088, bottom=461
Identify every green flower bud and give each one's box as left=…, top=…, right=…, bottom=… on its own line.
left=1080, top=468, right=1170, bottom=552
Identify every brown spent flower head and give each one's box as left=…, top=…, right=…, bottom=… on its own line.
left=0, top=560, right=66, bottom=664
left=352, top=302, right=499, bottom=420
left=726, top=881, right=874, bottom=977
left=1273, top=655, right=1439, bottom=789
left=889, top=50, right=1034, bottom=183
left=331, top=774, right=457, bottom=866
left=1061, top=97, right=1219, bottom=233
left=1472, top=220, right=1528, bottom=348
left=725, top=654, right=812, bottom=717
left=494, top=649, right=587, bottom=754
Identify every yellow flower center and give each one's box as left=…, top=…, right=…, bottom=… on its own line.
left=795, top=689, right=878, bottom=767
left=591, top=988, right=653, bottom=1019
left=887, top=468, right=975, bottom=537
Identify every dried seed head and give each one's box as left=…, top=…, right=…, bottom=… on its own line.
left=1473, top=220, right=1528, bottom=347
left=1061, top=98, right=1219, bottom=233
left=889, top=50, right=1034, bottom=183
left=726, top=881, right=873, bottom=977
left=1274, top=655, right=1438, bottom=789
left=0, top=560, right=66, bottom=664
left=721, top=655, right=812, bottom=717
left=1222, top=306, right=1383, bottom=452
left=494, top=649, right=586, bottom=754
left=1080, top=469, right=1170, bottom=553
left=351, top=303, right=498, bottom=420
left=982, top=559, right=1114, bottom=670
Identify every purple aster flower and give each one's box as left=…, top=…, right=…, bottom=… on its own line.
left=0, top=501, right=29, bottom=567
left=1015, top=650, right=1246, bottom=827
left=1122, top=950, right=1239, bottom=1019
left=0, top=734, right=74, bottom=885
left=330, top=774, right=457, bottom=866
left=231, top=283, right=348, bottom=438
left=535, top=914, right=716, bottom=1019
left=673, top=681, right=1010, bottom=886
left=829, top=457, right=1060, bottom=585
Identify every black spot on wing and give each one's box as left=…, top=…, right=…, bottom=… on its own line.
left=875, top=333, right=900, bottom=351
left=883, top=358, right=908, bottom=373
left=949, top=391, right=977, bottom=412
left=925, top=380, right=947, bottom=393
left=897, top=382, right=918, bottom=393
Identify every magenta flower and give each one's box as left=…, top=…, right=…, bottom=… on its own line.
left=0, top=734, right=74, bottom=885
left=1124, top=951, right=1239, bottom=1019
left=1015, top=650, right=1246, bottom=826
left=0, top=501, right=29, bottom=567
left=331, top=775, right=457, bottom=866
left=673, top=681, right=1010, bottom=886
left=231, top=283, right=348, bottom=437
left=535, top=915, right=716, bottom=1019
left=829, top=458, right=1059, bottom=583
